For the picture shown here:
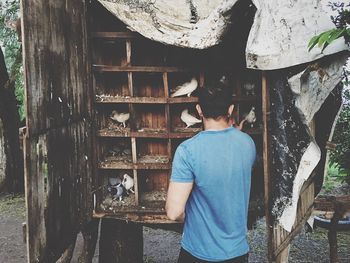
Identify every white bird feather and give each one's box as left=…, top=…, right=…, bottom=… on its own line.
left=122, top=173, right=134, bottom=193
left=244, top=107, right=256, bottom=127
left=110, top=110, right=130, bottom=128
left=181, top=109, right=202, bottom=128
left=170, top=77, right=198, bottom=97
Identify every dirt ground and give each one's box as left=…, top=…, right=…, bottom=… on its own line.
left=0, top=193, right=349, bottom=263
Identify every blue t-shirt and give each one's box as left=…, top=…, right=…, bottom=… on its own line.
left=171, top=127, right=256, bottom=261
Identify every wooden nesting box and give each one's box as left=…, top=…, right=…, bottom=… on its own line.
left=22, top=1, right=318, bottom=262
left=90, top=3, right=265, bottom=222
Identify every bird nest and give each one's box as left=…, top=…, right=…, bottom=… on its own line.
left=173, top=127, right=202, bottom=133
left=138, top=155, right=169, bottom=164
left=137, top=127, right=167, bottom=134
left=106, top=120, right=130, bottom=133
left=100, top=195, right=137, bottom=212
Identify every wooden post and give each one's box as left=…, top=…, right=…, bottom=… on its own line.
left=328, top=200, right=346, bottom=263
left=78, top=219, right=99, bottom=263
left=99, top=219, right=143, bottom=263
left=262, top=71, right=273, bottom=262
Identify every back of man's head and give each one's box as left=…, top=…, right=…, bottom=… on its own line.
left=198, top=78, right=233, bottom=119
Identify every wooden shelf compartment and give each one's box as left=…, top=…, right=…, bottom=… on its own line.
left=133, top=72, right=165, bottom=98
left=94, top=72, right=130, bottom=99
left=92, top=38, right=127, bottom=66
left=170, top=104, right=202, bottom=133
left=239, top=69, right=262, bottom=97
left=96, top=104, right=131, bottom=131
left=131, top=39, right=166, bottom=66
left=138, top=170, right=168, bottom=210
left=167, top=72, right=201, bottom=98
left=98, top=137, right=171, bottom=170
left=133, top=104, right=167, bottom=132
left=98, top=169, right=139, bottom=213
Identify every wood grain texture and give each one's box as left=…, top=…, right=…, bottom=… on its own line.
left=22, top=0, right=94, bottom=261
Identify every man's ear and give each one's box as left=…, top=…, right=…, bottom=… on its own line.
left=196, top=104, right=203, bottom=117
left=228, top=104, right=234, bottom=116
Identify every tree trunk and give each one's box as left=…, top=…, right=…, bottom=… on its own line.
left=99, top=219, right=143, bottom=263
left=0, top=47, right=24, bottom=193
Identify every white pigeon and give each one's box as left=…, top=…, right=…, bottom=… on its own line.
left=181, top=109, right=202, bottom=128
left=122, top=173, right=134, bottom=194
left=244, top=106, right=256, bottom=127
left=110, top=110, right=130, bottom=128
left=170, top=77, right=198, bottom=97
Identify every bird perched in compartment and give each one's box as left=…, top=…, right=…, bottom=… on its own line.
left=243, top=106, right=256, bottom=128
left=181, top=109, right=202, bottom=128
left=108, top=176, right=122, bottom=186
left=170, top=77, right=198, bottom=97
left=107, top=176, right=125, bottom=201
left=122, top=173, right=134, bottom=194
left=243, top=82, right=256, bottom=96
left=110, top=110, right=130, bottom=128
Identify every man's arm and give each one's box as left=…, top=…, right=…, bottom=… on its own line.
left=166, top=181, right=193, bottom=222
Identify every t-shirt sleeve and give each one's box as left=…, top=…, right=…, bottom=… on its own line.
left=170, top=145, right=194, bottom=183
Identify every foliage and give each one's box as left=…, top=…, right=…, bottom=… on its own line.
left=309, top=2, right=350, bottom=185
left=0, top=0, right=25, bottom=121
left=308, top=2, right=350, bottom=52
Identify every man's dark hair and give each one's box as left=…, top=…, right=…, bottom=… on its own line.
left=198, top=78, right=233, bottom=119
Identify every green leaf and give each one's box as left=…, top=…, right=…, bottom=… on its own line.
left=327, top=28, right=345, bottom=44
left=317, top=30, right=333, bottom=48
left=308, top=34, right=321, bottom=51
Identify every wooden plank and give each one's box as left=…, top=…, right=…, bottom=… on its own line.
left=314, top=195, right=350, bottom=212
left=96, top=96, right=168, bottom=104
left=131, top=138, right=139, bottom=205
left=23, top=0, right=92, bottom=136
left=22, top=0, right=93, bottom=261
left=93, top=65, right=193, bottom=73
left=99, top=219, right=143, bottom=263
left=98, top=162, right=171, bottom=170
left=126, top=40, right=132, bottom=66
left=273, top=204, right=313, bottom=257
left=91, top=31, right=139, bottom=39
left=262, top=71, right=273, bottom=262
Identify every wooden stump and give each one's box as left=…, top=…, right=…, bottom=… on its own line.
left=99, top=218, right=143, bottom=263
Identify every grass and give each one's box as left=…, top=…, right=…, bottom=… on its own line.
left=320, top=163, right=348, bottom=195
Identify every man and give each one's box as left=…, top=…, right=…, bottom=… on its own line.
left=166, top=80, right=256, bottom=263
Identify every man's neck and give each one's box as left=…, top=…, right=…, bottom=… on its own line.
left=203, top=117, right=230, bottom=131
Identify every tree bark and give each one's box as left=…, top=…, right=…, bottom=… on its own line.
left=0, top=47, right=24, bottom=193
left=99, top=219, right=143, bottom=263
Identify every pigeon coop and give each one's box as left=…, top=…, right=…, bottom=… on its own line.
left=90, top=2, right=265, bottom=223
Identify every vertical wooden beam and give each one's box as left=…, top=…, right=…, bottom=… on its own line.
left=126, top=40, right=132, bottom=66
left=163, top=72, right=172, bottom=186
left=262, top=71, right=273, bottom=262
left=77, top=219, right=99, bottom=263
left=99, top=219, right=143, bottom=263
left=131, top=138, right=139, bottom=205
